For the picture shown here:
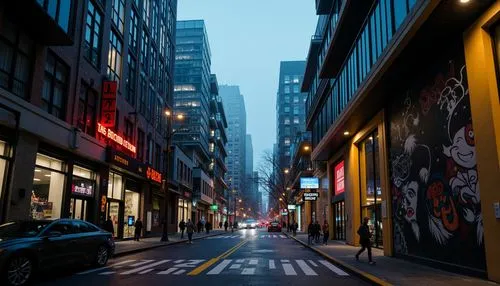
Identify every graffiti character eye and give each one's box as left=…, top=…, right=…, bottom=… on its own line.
left=468, top=130, right=474, bottom=139
left=465, top=124, right=475, bottom=146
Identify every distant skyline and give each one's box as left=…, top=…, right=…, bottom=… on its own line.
left=177, top=0, right=317, bottom=170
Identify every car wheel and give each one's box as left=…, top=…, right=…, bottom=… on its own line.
left=5, top=255, right=34, bottom=286
left=94, top=245, right=109, bottom=267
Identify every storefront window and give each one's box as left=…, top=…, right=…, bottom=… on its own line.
left=31, top=154, right=66, bottom=220
left=359, top=130, right=383, bottom=247
left=334, top=201, right=346, bottom=240
left=70, top=166, right=96, bottom=220
left=0, top=140, right=12, bottom=203
left=124, top=189, right=140, bottom=238
left=107, top=172, right=124, bottom=200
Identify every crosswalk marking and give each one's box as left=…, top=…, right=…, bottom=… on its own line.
left=77, top=259, right=135, bottom=275
left=273, top=235, right=277, bottom=238
left=236, top=259, right=245, bottom=263
left=318, top=260, right=349, bottom=276
left=241, top=268, right=255, bottom=275
left=207, top=259, right=232, bottom=275
left=131, top=260, right=154, bottom=267
left=158, top=268, right=178, bottom=275
left=282, top=263, right=297, bottom=276
left=120, top=260, right=170, bottom=275
left=269, top=260, right=276, bottom=269
left=308, top=260, right=318, bottom=267
left=139, top=268, right=156, bottom=274
left=174, top=269, right=186, bottom=275
left=229, top=264, right=241, bottom=269
left=98, top=271, right=115, bottom=275
left=249, top=259, right=258, bottom=265
left=279, top=235, right=287, bottom=238
left=296, top=260, right=317, bottom=276
left=281, top=259, right=289, bottom=263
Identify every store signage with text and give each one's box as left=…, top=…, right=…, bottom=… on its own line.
left=146, top=167, right=162, bottom=183
left=100, top=81, right=117, bottom=127
left=98, top=123, right=137, bottom=154
left=303, top=192, right=319, bottom=201
left=334, top=160, right=345, bottom=195
left=300, top=177, right=319, bottom=189
left=287, top=204, right=296, bottom=210
left=71, top=179, right=94, bottom=197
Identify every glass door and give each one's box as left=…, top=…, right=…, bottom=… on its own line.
left=334, top=201, right=346, bottom=240
left=359, top=130, right=383, bottom=248
left=106, top=201, right=120, bottom=237
left=69, top=198, right=87, bottom=220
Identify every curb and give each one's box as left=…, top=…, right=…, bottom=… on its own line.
left=114, top=231, right=233, bottom=258
left=283, top=232, right=392, bottom=286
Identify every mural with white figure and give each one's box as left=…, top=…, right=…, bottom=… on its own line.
left=389, top=49, right=485, bottom=271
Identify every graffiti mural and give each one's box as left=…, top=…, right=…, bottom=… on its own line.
left=389, top=47, right=485, bottom=271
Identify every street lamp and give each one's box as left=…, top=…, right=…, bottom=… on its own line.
left=161, top=109, right=184, bottom=242
left=284, top=168, right=289, bottom=174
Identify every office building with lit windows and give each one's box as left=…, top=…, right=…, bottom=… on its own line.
left=302, top=0, right=500, bottom=281
left=0, top=0, right=178, bottom=238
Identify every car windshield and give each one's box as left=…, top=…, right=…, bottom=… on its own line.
left=244, top=219, right=256, bottom=224
left=0, top=221, right=51, bottom=238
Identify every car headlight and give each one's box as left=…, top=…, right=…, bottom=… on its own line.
left=251, top=223, right=256, bottom=227
left=241, top=223, right=247, bottom=227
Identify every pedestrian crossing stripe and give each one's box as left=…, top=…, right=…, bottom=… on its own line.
left=78, top=258, right=350, bottom=277
left=206, top=235, right=289, bottom=239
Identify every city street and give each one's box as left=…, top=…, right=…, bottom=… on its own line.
left=35, top=229, right=367, bottom=286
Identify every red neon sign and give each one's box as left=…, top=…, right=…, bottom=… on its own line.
left=100, top=81, right=117, bottom=127
left=146, top=167, right=162, bottom=184
left=97, top=123, right=136, bottom=154
left=334, top=160, right=345, bottom=195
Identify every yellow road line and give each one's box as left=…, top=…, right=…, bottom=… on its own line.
left=188, top=240, right=248, bottom=276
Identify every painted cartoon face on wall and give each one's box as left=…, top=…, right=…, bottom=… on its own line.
left=402, top=181, right=418, bottom=223
left=443, top=124, right=476, bottom=169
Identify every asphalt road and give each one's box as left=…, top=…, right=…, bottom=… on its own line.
left=35, top=229, right=368, bottom=286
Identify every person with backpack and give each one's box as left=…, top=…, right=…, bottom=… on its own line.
left=356, top=217, right=375, bottom=264
left=186, top=219, right=195, bottom=244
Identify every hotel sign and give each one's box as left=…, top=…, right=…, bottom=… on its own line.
left=98, top=123, right=137, bottom=154
left=106, top=148, right=162, bottom=184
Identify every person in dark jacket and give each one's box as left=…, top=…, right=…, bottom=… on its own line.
left=322, top=220, right=330, bottom=245
left=186, top=219, right=195, bottom=244
left=224, top=220, right=229, bottom=231
left=356, top=217, right=374, bottom=264
left=134, top=218, right=143, bottom=241
left=219, top=221, right=223, bottom=229
left=314, top=221, right=321, bottom=243
left=179, top=219, right=186, bottom=239
left=307, top=222, right=314, bottom=245
left=206, top=221, right=211, bottom=234
left=197, top=220, right=203, bottom=233
left=103, top=216, right=114, bottom=236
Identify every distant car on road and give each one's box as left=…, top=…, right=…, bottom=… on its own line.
left=268, top=221, right=282, bottom=232
left=0, top=219, right=115, bottom=286
left=239, top=219, right=257, bottom=229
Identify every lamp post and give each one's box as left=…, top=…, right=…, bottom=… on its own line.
left=161, top=110, right=184, bottom=242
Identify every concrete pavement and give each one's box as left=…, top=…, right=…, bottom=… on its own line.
left=35, top=228, right=369, bottom=286
left=286, top=232, right=497, bottom=286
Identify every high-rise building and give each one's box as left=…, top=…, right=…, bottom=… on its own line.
left=174, top=20, right=220, bottom=225
left=220, top=85, right=247, bottom=195
left=0, top=0, right=177, bottom=238
left=301, top=0, right=500, bottom=282
left=276, top=61, right=307, bottom=170
left=245, top=134, right=253, bottom=177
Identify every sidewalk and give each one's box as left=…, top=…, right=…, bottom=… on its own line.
left=114, top=229, right=228, bottom=257
left=286, top=232, right=496, bottom=286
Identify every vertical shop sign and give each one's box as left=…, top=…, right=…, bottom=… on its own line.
left=334, top=161, right=345, bottom=195
left=100, top=81, right=117, bottom=127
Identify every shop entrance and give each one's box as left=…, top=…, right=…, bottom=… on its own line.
left=333, top=201, right=346, bottom=240
left=105, top=200, right=121, bottom=237
left=359, top=130, right=383, bottom=248
left=123, top=189, right=140, bottom=238
left=69, top=198, right=87, bottom=220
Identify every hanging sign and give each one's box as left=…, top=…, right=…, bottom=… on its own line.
left=303, top=192, right=319, bottom=201
left=100, top=81, right=117, bottom=127
left=300, top=177, right=319, bottom=189
left=146, top=167, right=162, bottom=183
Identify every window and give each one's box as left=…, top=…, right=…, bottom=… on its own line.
left=32, top=154, right=66, bottom=220
left=150, top=46, right=157, bottom=83
left=77, top=83, right=97, bottom=136
left=107, top=172, right=123, bottom=200
left=137, top=129, right=145, bottom=161
left=284, top=75, right=290, bottom=84
left=143, top=0, right=150, bottom=27
left=146, top=133, right=153, bottom=163
left=42, top=52, right=69, bottom=119
left=293, top=85, right=299, bottom=93
left=126, top=54, right=137, bottom=105
left=107, top=31, right=123, bottom=84
left=293, top=106, right=299, bottom=115
left=158, top=60, right=165, bottom=94
left=72, top=221, right=96, bottom=233
left=129, top=8, right=138, bottom=52
left=292, top=75, right=300, bottom=83
left=84, top=1, right=102, bottom=68
left=293, top=117, right=299, bottom=124
left=36, top=0, right=72, bottom=32
left=111, top=0, right=125, bottom=34
left=140, top=29, right=149, bottom=70
left=155, top=143, right=161, bottom=170
left=284, top=138, right=291, bottom=146
left=0, top=18, right=34, bottom=99
left=146, top=85, right=155, bottom=121
left=284, top=85, right=290, bottom=94
left=293, top=96, right=299, bottom=103
left=151, top=0, right=158, bottom=42
left=124, top=119, right=134, bottom=141
left=284, top=95, right=290, bottom=103
left=139, top=74, right=147, bottom=114
left=46, top=221, right=74, bottom=235
left=284, top=106, right=290, bottom=113
left=284, top=117, right=290, bottom=125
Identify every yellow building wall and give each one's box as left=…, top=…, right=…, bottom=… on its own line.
left=463, top=2, right=500, bottom=283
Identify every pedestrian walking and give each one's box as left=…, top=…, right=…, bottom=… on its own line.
left=134, top=218, right=143, bottom=241
left=314, top=221, right=321, bottom=243
left=186, top=219, right=195, bottom=244
left=206, top=221, right=211, bottom=234
left=356, top=217, right=375, bottom=264
left=197, top=220, right=202, bottom=233
left=224, top=220, right=229, bottom=232
left=103, top=216, right=114, bottom=236
left=322, top=220, right=329, bottom=245
left=179, top=219, right=186, bottom=239
left=292, top=221, right=298, bottom=236
left=307, top=221, right=314, bottom=245
left=219, top=221, right=223, bottom=229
